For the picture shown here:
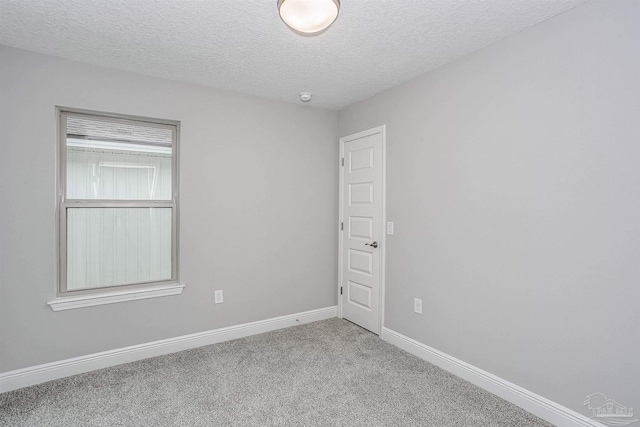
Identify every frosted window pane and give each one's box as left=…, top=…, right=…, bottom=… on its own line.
left=66, top=150, right=172, bottom=200
left=66, top=208, right=172, bottom=290
left=66, top=115, right=173, bottom=200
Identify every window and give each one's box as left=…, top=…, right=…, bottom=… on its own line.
left=52, top=108, right=182, bottom=310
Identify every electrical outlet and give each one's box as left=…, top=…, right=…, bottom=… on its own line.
left=414, top=298, right=422, bottom=314
left=387, top=222, right=394, bottom=235
left=214, top=290, right=224, bottom=304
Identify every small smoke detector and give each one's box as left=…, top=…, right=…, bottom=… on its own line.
left=299, top=92, right=312, bottom=102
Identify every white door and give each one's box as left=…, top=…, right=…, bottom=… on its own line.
left=340, top=126, right=385, bottom=334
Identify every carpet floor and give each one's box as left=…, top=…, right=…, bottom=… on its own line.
left=0, top=318, right=554, bottom=426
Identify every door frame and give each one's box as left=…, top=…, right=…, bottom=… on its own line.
left=338, top=125, right=387, bottom=336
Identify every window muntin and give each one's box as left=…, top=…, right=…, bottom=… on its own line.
left=59, top=110, right=179, bottom=295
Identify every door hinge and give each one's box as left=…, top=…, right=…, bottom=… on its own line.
left=340, top=286, right=343, bottom=295
left=341, top=222, right=343, bottom=231
left=341, top=158, right=344, bottom=166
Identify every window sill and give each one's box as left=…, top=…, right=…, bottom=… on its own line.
left=47, top=283, right=185, bottom=312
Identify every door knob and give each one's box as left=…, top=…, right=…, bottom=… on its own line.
left=365, top=241, right=378, bottom=248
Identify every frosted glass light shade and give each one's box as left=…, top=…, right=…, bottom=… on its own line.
left=278, top=0, right=340, bottom=35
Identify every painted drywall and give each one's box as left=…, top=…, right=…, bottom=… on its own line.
left=339, top=0, right=639, bottom=418
left=0, top=45, right=338, bottom=372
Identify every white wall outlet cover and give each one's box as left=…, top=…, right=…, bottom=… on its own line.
left=387, top=222, right=394, bottom=235
left=414, top=298, right=423, bottom=314
left=214, top=290, right=223, bottom=304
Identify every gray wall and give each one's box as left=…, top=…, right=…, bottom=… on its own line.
left=339, top=0, right=639, bottom=417
left=0, top=45, right=338, bottom=372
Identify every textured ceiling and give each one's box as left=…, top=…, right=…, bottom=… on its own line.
left=0, top=0, right=585, bottom=109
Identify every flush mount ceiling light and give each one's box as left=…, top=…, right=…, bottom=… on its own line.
left=277, top=0, right=340, bottom=36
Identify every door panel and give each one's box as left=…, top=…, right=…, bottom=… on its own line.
left=349, top=216, right=373, bottom=240
left=349, top=182, right=374, bottom=205
left=348, top=280, right=372, bottom=310
left=341, top=128, right=383, bottom=334
left=348, top=249, right=372, bottom=275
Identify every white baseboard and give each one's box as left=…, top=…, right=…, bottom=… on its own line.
left=0, top=306, right=337, bottom=393
left=381, top=327, right=604, bottom=427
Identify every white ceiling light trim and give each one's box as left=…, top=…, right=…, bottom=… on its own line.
left=278, top=0, right=340, bottom=35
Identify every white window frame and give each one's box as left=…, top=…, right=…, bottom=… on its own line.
left=49, top=107, right=183, bottom=311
